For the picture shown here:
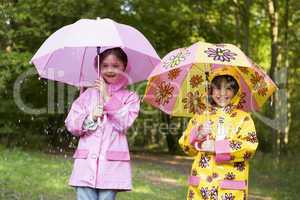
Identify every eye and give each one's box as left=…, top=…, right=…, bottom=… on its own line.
left=101, top=64, right=108, bottom=68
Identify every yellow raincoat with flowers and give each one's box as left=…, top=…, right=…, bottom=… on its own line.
left=179, top=92, right=258, bottom=200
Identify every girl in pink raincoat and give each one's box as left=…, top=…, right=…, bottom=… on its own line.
left=65, top=48, right=140, bottom=200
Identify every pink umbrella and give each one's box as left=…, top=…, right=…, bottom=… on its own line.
left=30, top=18, right=161, bottom=86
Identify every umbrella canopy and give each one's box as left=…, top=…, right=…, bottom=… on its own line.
left=31, top=18, right=161, bottom=87
left=143, top=41, right=277, bottom=117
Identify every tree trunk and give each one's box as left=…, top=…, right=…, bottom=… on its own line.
left=279, top=0, right=290, bottom=156
left=161, top=112, right=177, bottom=153
left=232, top=0, right=252, bottom=54
left=267, top=0, right=279, bottom=155
left=233, top=0, right=241, bottom=46
left=241, top=0, right=252, bottom=54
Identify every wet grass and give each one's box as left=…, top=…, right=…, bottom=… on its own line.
left=249, top=152, right=300, bottom=200
left=0, top=146, right=298, bottom=200
left=0, top=146, right=186, bottom=200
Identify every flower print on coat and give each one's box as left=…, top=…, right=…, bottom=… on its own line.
left=183, top=145, right=190, bottom=153
left=199, top=154, right=211, bottom=168
left=204, top=47, right=237, bottom=62
left=223, top=104, right=235, bottom=114
left=182, top=91, right=206, bottom=114
left=246, top=132, right=258, bottom=143
left=243, top=191, right=247, bottom=200
left=189, top=190, right=195, bottom=200
left=224, top=172, right=236, bottom=180
left=230, top=112, right=237, bottom=118
left=168, top=68, right=181, bottom=80
left=155, top=81, right=174, bottom=105
left=209, top=107, right=217, bottom=115
left=190, top=75, right=203, bottom=88
left=206, top=175, right=213, bottom=183
left=191, top=169, right=198, bottom=176
left=162, top=48, right=191, bottom=69
left=210, top=186, right=218, bottom=200
left=222, top=193, right=235, bottom=200
left=234, top=162, right=246, bottom=172
left=243, top=152, right=252, bottom=160
left=212, top=172, right=219, bottom=179
left=229, top=140, right=242, bottom=150
left=200, top=187, right=210, bottom=200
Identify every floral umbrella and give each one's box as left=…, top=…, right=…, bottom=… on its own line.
left=143, top=41, right=277, bottom=117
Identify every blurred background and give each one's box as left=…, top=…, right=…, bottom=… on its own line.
left=0, top=0, right=299, bottom=199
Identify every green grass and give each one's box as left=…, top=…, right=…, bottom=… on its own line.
left=0, top=146, right=298, bottom=200
left=249, top=152, right=300, bottom=200
left=0, top=147, right=187, bottom=200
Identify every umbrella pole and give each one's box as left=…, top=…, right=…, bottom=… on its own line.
left=204, top=64, right=210, bottom=141
left=97, top=47, right=102, bottom=124
left=194, top=64, right=210, bottom=151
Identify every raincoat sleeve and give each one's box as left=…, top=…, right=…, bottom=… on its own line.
left=178, top=115, right=202, bottom=157
left=215, top=113, right=258, bottom=163
left=65, top=90, right=90, bottom=137
left=104, top=91, right=140, bottom=133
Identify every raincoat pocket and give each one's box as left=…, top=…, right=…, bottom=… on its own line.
left=106, top=151, right=130, bottom=161
left=188, top=175, right=200, bottom=186
left=220, top=180, right=246, bottom=190
left=73, top=149, right=89, bottom=159
left=219, top=180, right=246, bottom=199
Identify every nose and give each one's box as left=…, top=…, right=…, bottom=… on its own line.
left=220, top=87, right=226, bottom=96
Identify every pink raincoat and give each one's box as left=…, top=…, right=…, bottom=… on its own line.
left=65, top=77, right=140, bottom=190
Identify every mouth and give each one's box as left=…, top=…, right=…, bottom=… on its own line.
left=216, top=96, right=230, bottom=101
left=104, top=73, right=117, bottom=78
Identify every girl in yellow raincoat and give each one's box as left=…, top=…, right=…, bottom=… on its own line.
left=179, top=73, right=258, bottom=200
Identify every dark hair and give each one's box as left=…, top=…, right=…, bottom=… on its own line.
left=208, top=75, right=239, bottom=105
left=95, top=47, right=128, bottom=70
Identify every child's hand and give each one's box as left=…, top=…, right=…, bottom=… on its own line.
left=94, top=77, right=109, bottom=102
left=92, top=104, right=104, bottom=121
left=197, top=121, right=211, bottom=138
left=201, top=139, right=215, bottom=153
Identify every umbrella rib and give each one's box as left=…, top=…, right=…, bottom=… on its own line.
left=78, top=47, right=87, bottom=87
left=112, top=22, right=125, bottom=47
left=41, top=52, right=55, bottom=75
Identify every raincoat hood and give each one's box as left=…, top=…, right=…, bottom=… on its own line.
left=209, top=67, right=244, bottom=110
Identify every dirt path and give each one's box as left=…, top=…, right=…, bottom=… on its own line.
left=132, top=152, right=193, bottom=174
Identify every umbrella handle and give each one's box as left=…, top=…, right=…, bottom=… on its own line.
left=97, top=47, right=103, bottom=123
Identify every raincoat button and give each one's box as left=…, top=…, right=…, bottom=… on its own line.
left=91, top=154, right=97, bottom=159
left=90, top=176, right=94, bottom=181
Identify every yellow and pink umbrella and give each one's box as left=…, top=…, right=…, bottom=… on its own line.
left=143, top=41, right=277, bottom=117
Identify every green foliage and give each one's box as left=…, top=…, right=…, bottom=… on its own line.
left=0, top=0, right=299, bottom=155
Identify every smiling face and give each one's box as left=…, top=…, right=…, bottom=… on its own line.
left=210, top=75, right=239, bottom=108
left=211, top=81, right=235, bottom=107
left=100, top=54, right=126, bottom=84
